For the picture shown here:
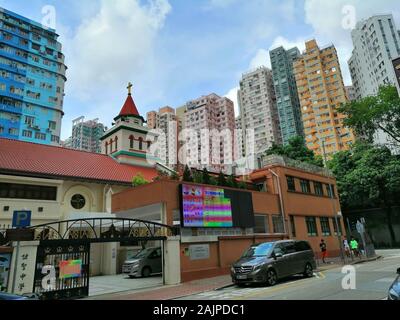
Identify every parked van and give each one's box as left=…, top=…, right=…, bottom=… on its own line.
left=231, top=240, right=316, bottom=286
left=122, top=247, right=162, bottom=278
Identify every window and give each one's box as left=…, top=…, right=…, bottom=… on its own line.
left=48, top=121, right=56, bottom=130
left=254, top=214, right=269, bottom=234
left=300, top=179, right=311, bottom=193
left=139, top=137, right=143, bottom=150
left=306, top=217, right=318, bottom=236
left=129, top=135, right=134, bottom=149
left=282, top=241, right=296, bottom=254
left=272, top=215, right=284, bottom=234
left=25, top=116, right=35, bottom=126
left=320, top=217, right=331, bottom=236
left=71, top=194, right=86, bottom=210
left=51, top=135, right=59, bottom=143
left=35, top=132, right=46, bottom=140
left=22, top=130, right=32, bottom=138
left=290, top=215, right=296, bottom=237
left=286, top=176, right=296, bottom=192
left=115, top=136, right=118, bottom=150
left=314, top=181, right=323, bottom=196
left=332, top=217, right=343, bottom=236
left=295, top=241, right=311, bottom=252
left=0, top=126, right=3, bottom=134
left=326, top=184, right=334, bottom=198
left=0, top=183, right=57, bottom=200
left=8, top=128, right=18, bottom=135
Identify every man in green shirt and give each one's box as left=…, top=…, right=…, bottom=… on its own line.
left=350, top=237, right=359, bottom=258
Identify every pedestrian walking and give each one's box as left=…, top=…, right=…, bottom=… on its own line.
left=320, top=239, right=328, bottom=264
left=350, top=237, right=359, bottom=258
left=343, top=237, right=350, bottom=258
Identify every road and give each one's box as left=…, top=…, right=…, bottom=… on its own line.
left=178, top=250, right=400, bottom=300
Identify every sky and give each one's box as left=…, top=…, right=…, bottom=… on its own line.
left=1, top=0, right=400, bottom=140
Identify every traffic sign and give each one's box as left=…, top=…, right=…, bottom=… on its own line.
left=12, top=211, right=32, bottom=228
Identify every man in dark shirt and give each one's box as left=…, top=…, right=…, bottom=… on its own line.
left=320, top=239, right=327, bottom=263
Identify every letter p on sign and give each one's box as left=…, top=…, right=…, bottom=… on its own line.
left=12, top=211, right=32, bottom=228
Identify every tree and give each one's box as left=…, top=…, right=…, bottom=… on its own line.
left=182, top=165, right=193, bottom=182
left=238, top=181, right=248, bottom=190
left=227, top=174, right=238, bottom=188
left=265, top=136, right=323, bottom=167
left=339, top=85, right=400, bottom=148
left=217, top=171, right=227, bottom=187
left=328, top=143, right=400, bottom=245
left=132, top=173, right=148, bottom=187
left=170, top=171, right=180, bottom=181
left=202, top=168, right=211, bottom=185
left=192, top=171, right=203, bottom=184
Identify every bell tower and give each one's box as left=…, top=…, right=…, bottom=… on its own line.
left=100, top=83, right=159, bottom=167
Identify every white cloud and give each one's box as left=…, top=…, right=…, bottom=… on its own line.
left=61, top=0, right=171, bottom=138
left=206, top=0, right=238, bottom=8
left=249, top=49, right=270, bottom=69
left=224, top=86, right=240, bottom=117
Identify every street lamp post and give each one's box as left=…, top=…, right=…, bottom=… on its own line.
left=321, top=140, right=345, bottom=264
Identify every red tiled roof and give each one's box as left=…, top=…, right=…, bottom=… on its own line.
left=118, top=94, right=140, bottom=117
left=0, top=138, right=158, bottom=184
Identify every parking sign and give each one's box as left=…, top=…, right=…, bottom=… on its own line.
left=12, top=211, right=32, bottom=228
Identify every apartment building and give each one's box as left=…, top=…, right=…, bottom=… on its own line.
left=146, top=106, right=181, bottom=168
left=183, top=93, right=235, bottom=173
left=270, top=46, right=304, bottom=145
left=349, top=14, right=400, bottom=100
left=238, top=67, right=282, bottom=158
left=294, top=39, right=355, bottom=159
left=0, top=8, right=67, bottom=145
left=65, top=116, right=106, bottom=153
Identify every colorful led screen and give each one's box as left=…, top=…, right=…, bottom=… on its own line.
left=59, top=260, right=82, bottom=279
left=181, top=184, right=233, bottom=227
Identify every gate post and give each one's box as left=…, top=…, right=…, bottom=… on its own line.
left=163, top=236, right=181, bottom=285
left=7, top=241, right=39, bottom=295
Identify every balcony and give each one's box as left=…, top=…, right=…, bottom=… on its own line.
left=261, top=155, right=334, bottom=177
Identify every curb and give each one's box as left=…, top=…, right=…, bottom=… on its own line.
left=351, top=255, right=382, bottom=265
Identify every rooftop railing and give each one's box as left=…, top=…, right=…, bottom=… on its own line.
left=261, top=154, right=334, bottom=178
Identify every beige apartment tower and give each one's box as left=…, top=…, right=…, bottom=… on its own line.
left=294, top=39, right=355, bottom=159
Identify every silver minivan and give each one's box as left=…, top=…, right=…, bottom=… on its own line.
left=231, top=240, right=317, bottom=286
left=122, top=247, right=162, bottom=278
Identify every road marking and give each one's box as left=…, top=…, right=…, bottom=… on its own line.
left=375, top=278, right=396, bottom=283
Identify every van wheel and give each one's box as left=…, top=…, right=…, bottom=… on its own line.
left=304, top=263, right=314, bottom=278
left=142, top=267, right=152, bottom=278
left=266, top=269, right=277, bottom=286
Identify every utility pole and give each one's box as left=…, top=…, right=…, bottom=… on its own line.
left=321, top=140, right=345, bottom=263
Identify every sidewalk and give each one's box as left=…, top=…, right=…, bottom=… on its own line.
left=87, top=275, right=232, bottom=300
left=316, top=254, right=383, bottom=272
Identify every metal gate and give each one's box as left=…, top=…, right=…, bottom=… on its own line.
left=33, top=241, right=90, bottom=300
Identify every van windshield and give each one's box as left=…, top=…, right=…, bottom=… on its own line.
left=242, top=243, right=274, bottom=258
left=134, top=248, right=153, bottom=259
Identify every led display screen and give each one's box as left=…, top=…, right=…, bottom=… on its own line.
left=59, top=260, right=82, bottom=279
left=181, top=184, right=233, bottom=227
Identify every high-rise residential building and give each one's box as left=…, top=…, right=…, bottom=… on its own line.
left=345, top=86, right=356, bottom=102
left=235, top=116, right=245, bottom=158
left=348, top=14, right=400, bottom=100
left=294, top=39, right=355, bottom=159
left=146, top=106, right=181, bottom=168
left=0, top=8, right=67, bottom=145
left=393, top=57, right=400, bottom=95
left=183, top=93, right=235, bottom=173
left=238, top=66, right=282, bottom=157
left=270, top=46, right=304, bottom=145
left=66, top=116, right=106, bottom=153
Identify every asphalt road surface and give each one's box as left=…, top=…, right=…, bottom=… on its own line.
left=178, top=250, right=400, bottom=300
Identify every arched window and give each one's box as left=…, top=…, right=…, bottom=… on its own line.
left=147, top=141, right=151, bottom=149
left=115, top=136, right=118, bottom=151
left=139, top=137, right=143, bottom=150
left=129, top=135, right=134, bottom=149
left=109, top=139, right=113, bottom=153
left=105, top=141, right=108, bottom=155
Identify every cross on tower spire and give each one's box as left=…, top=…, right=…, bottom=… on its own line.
left=127, top=82, right=133, bottom=95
